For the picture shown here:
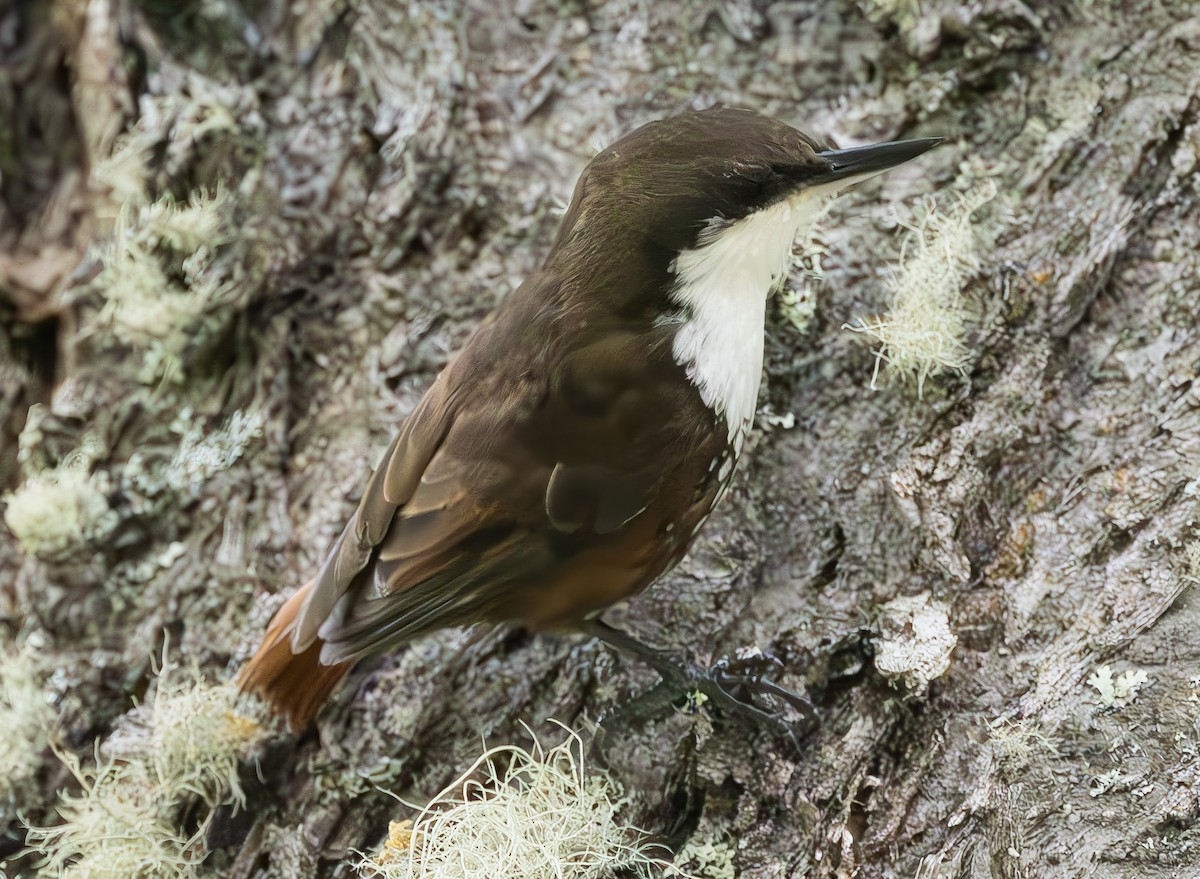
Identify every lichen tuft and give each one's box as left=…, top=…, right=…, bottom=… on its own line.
left=3, top=457, right=115, bottom=561
left=360, top=725, right=682, bottom=879
left=845, top=181, right=996, bottom=397
left=0, top=636, right=54, bottom=808
left=26, top=651, right=261, bottom=878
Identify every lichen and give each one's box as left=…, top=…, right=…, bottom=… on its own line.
left=0, top=636, right=54, bottom=809
left=845, top=180, right=997, bottom=397
left=166, top=408, right=265, bottom=495
left=778, top=214, right=829, bottom=334
left=27, top=652, right=261, bottom=878
left=113, top=661, right=259, bottom=807
left=25, top=756, right=204, bottom=879
left=873, top=593, right=957, bottom=694
left=3, top=456, right=115, bottom=561
left=360, top=725, right=680, bottom=879
left=667, top=839, right=736, bottom=879
left=1087, top=665, right=1149, bottom=709
left=94, top=187, right=235, bottom=384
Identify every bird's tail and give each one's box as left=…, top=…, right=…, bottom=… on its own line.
left=237, top=581, right=351, bottom=730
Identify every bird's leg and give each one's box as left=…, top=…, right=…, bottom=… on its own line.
left=583, top=619, right=817, bottom=738
left=584, top=619, right=700, bottom=683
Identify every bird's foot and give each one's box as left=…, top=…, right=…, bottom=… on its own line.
left=585, top=620, right=817, bottom=748
left=715, top=650, right=818, bottom=719
left=667, top=653, right=818, bottom=747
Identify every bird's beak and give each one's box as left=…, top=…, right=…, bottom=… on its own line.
left=813, top=137, right=944, bottom=188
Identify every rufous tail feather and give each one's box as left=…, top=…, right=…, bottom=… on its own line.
left=237, top=581, right=351, bottom=730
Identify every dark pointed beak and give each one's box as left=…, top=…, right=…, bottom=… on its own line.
left=814, top=137, right=944, bottom=186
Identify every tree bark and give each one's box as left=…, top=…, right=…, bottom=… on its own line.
left=2, top=0, right=1199, bottom=877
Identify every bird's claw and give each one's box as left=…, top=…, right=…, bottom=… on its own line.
left=585, top=621, right=817, bottom=748
left=668, top=656, right=819, bottom=741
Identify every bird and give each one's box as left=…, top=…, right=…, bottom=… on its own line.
left=238, top=106, right=941, bottom=729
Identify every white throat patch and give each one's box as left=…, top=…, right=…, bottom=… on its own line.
left=670, top=193, right=826, bottom=442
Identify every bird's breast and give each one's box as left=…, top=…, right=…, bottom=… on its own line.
left=667, top=198, right=809, bottom=441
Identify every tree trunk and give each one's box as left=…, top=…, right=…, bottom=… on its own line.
left=2, top=0, right=1198, bottom=877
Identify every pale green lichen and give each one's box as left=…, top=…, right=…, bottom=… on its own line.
left=3, top=457, right=115, bottom=561
left=0, top=637, right=54, bottom=808
left=166, top=408, right=265, bottom=494
left=27, top=654, right=260, bottom=878
left=100, top=238, right=192, bottom=341
left=138, top=197, right=232, bottom=256
left=90, top=135, right=153, bottom=210
left=845, top=180, right=997, bottom=397
left=988, top=718, right=1055, bottom=772
left=94, top=188, right=235, bottom=384
left=1087, top=665, right=1149, bottom=709
left=360, top=726, right=680, bottom=879
left=25, top=756, right=204, bottom=879
left=667, top=840, right=736, bottom=879
left=777, top=285, right=818, bottom=333
left=758, top=405, right=796, bottom=432
left=778, top=217, right=828, bottom=334
left=855, top=0, right=942, bottom=58
left=112, top=660, right=258, bottom=807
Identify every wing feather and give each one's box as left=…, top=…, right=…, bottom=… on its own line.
left=298, top=312, right=722, bottom=662
left=292, top=375, right=456, bottom=649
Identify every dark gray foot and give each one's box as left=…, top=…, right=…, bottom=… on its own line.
left=584, top=620, right=818, bottom=748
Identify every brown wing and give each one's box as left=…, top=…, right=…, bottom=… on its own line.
left=290, top=373, right=458, bottom=651
left=306, top=307, right=727, bottom=666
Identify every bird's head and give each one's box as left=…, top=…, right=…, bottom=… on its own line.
left=548, top=106, right=941, bottom=315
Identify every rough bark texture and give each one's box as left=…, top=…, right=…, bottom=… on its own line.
left=2, top=0, right=1199, bottom=877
